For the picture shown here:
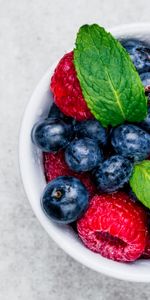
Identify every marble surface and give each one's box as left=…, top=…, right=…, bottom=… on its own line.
left=1, top=0, right=150, bottom=299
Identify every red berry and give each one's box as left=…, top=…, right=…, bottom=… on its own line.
left=77, top=192, right=147, bottom=262
left=143, top=232, right=150, bottom=258
left=44, top=150, right=69, bottom=181
left=143, top=212, right=150, bottom=258
left=50, top=51, right=93, bottom=121
left=43, top=150, right=97, bottom=197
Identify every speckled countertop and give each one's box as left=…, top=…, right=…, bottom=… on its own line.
left=1, top=0, right=150, bottom=299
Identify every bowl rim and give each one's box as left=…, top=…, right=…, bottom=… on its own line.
left=19, top=22, right=150, bottom=282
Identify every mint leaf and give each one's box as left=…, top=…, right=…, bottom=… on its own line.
left=74, top=24, right=147, bottom=127
left=130, top=160, right=150, bottom=209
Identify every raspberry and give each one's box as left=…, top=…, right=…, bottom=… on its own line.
left=77, top=192, right=147, bottom=262
left=143, top=213, right=150, bottom=258
left=50, top=51, right=93, bottom=121
left=43, top=150, right=97, bottom=197
left=143, top=232, right=150, bottom=258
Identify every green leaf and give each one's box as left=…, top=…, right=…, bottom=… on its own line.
left=130, top=160, right=150, bottom=209
left=74, top=24, right=147, bottom=127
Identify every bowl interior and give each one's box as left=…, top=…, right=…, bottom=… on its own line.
left=19, top=23, right=150, bottom=282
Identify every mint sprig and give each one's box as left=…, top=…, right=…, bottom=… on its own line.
left=130, top=160, right=150, bottom=209
left=74, top=24, right=147, bottom=127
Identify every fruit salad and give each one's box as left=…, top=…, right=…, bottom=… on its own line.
left=31, top=24, right=150, bottom=262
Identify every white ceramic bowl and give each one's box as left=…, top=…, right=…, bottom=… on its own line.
left=19, top=23, right=150, bottom=282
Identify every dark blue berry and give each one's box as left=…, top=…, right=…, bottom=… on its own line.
left=31, top=118, right=73, bottom=152
left=140, top=72, right=150, bottom=87
left=65, top=138, right=103, bottom=172
left=41, top=176, right=89, bottom=224
left=75, top=120, right=107, bottom=146
left=111, top=124, right=150, bottom=161
left=138, top=106, right=150, bottom=132
left=48, top=103, right=75, bottom=125
left=94, top=155, right=133, bottom=193
left=121, top=39, right=150, bottom=73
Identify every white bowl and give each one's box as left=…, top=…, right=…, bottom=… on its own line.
left=19, top=23, right=150, bottom=282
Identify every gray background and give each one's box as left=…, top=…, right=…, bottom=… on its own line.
left=1, top=0, right=150, bottom=299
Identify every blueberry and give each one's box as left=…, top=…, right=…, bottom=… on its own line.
left=65, top=138, right=103, bottom=172
left=31, top=118, right=72, bottom=152
left=94, top=155, right=133, bottom=193
left=111, top=124, right=150, bottom=161
left=121, top=39, right=150, bottom=73
left=141, top=75, right=150, bottom=100
left=75, top=120, right=107, bottom=146
left=41, top=176, right=89, bottom=224
left=138, top=106, right=150, bottom=132
left=140, top=72, right=150, bottom=87
left=48, top=103, right=75, bottom=125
